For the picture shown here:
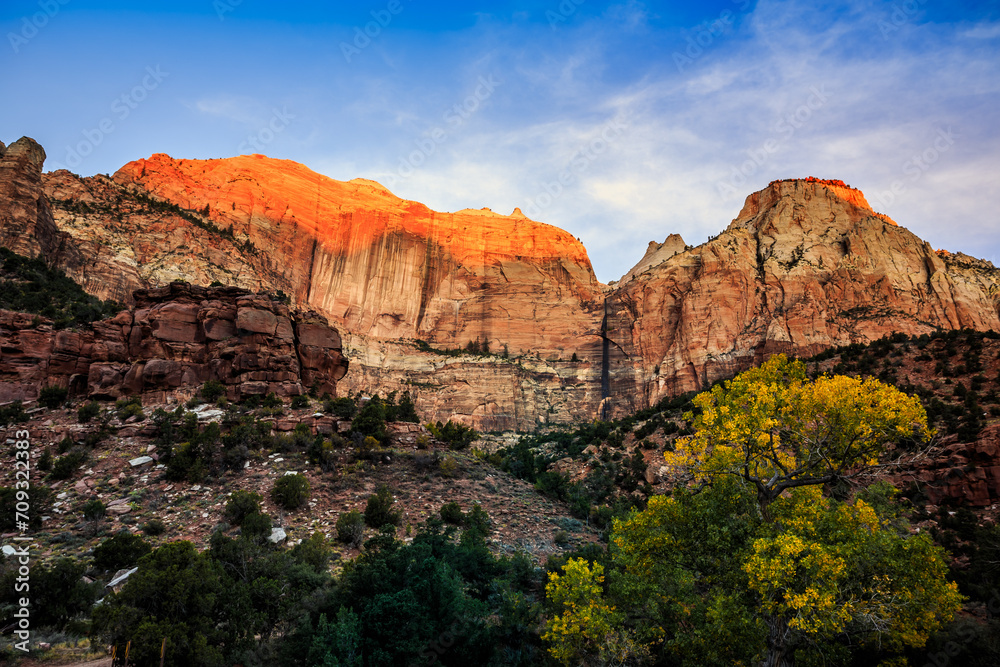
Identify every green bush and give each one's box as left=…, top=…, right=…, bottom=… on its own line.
left=0, top=400, right=27, bottom=427
left=200, top=379, right=226, bottom=402
left=115, top=396, right=144, bottom=421
left=0, top=485, right=52, bottom=531
left=82, top=499, right=106, bottom=521
left=224, top=490, right=263, bottom=526
left=440, top=501, right=464, bottom=525
left=351, top=397, right=388, bottom=443
left=324, top=396, right=358, bottom=419
left=141, top=518, right=166, bottom=536
left=291, top=394, right=310, bottom=410
left=364, top=484, right=401, bottom=529
left=51, top=448, right=88, bottom=480
left=77, top=401, right=101, bottom=423
left=271, top=474, right=311, bottom=510
left=336, top=510, right=366, bottom=547
left=39, top=385, right=68, bottom=409
left=291, top=531, right=331, bottom=573
left=93, top=531, right=152, bottom=571
left=427, top=419, right=478, bottom=450
left=262, top=392, right=283, bottom=409
left=466, top=502, right=492, bottom=536
left=240, top=511, right=272, bottom=541
left=37, top=448, right=52, bottom=471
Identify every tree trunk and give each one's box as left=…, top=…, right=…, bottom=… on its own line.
left=761, top=616, right=794, bottom=667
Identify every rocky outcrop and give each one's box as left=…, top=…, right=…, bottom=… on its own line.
left=0, top=137, right=61, bottom=259
left=617, top=233, right=687, bottom=284
left=601, top=179, right=1000, bottom=416
left=0, top=283, right=347, bottom=403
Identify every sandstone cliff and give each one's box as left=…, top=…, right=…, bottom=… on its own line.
left=601, top=178, right=1000, bottom=416
left=2, top=136, right=998, bottom=430
left=0, top=282, right=347, bottom=404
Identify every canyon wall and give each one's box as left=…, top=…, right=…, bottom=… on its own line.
left=2, top=137, right=998, bottom=429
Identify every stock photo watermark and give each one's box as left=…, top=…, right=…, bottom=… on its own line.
left=522, top=117, right=627, bottom=218
left=879, top=0, right=930, bottom=39
left=868, top=127, right=957, bottom=211
left=9, top=428, right=33, bottom=653
left=50, top=65, right=169, bottom=171
left=673, top=8, right=736, bottom=72
left=341, top=0, right=409, bottom=63
left=214, top=0, right=241, bottom=21
left=383, top=75, right=501, bottom=188
left=7, top=0, right=69, bottom=53
left=716, top=84, right=829, bottom=201
left=547, top=0, right=585, bottom=29
left=237, top=107, right=295, bottom=154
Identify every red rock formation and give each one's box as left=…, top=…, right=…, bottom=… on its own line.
left=113, top=154, right=605, bottom=358
left=2, top=137, right=998, bottom=430
left=0, top=137, right=61, bottom=259
left=602, top=179, right=1000, bottom=416
left=0, top=283, right=347, bottom=403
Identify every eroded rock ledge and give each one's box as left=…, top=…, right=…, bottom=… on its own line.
left=0, top=282, right=348, bottom=403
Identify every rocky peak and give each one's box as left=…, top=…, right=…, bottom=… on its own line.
left=4, top=136, right=47, bottom=169
left=728, top=178, right=894, bottom=232
left=619, top=233, right=687, bottom=283
left=0, top=135, right=60, bottom=259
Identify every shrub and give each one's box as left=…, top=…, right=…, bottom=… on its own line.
left=224, top=490, right=263, bottom=526
left=352, top=397, right=388, bottom=443
left=325, top=397, right=358, bottom=419
left=440, top=501, right=465, bottom=525
left=0, top=400, right=27, bottom=428
left=336, top=510, right=366, bottom=547
left=364, top=484, right=401, bottom=529
left=553, top=530, right=569, bottom=546
left=77, top=401, right=101, bottom=423
left=262, top=392, right=283, bottom=409
left=291, top=531, right=331, bottom=572
left=466, top=502, right=492, bottom=535
left=439, top=454, right=459, bottom=478
left=427, top=420, right=478, bottom=450
left=141, top=518, right=166, bottom=536
left=291, top=394, right=310, bottom=410
left=51, top=448, right=88, bottom=480
left=39, top=385, right=68, bottom=409
left=201, top=379, right=226, bottom=402
left=115, top=396, right=144, bottom=421
left=37, top=448, right=52, bottom=471
left=82, top=499, right=106, bottom=521
left=240, top=511, right=272, bottom=541
left=93, top=531, right=152, bottom=571
left=271, top=473, right=311, bottom=510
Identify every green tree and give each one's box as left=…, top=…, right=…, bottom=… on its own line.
left=93, top=541, right=235, bottom=667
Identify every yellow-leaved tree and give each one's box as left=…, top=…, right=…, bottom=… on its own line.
left=664, top=354, right=932, bottom=519
left=543, top=355, right=961, bottom=667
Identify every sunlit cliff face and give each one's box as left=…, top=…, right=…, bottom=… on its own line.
left=113, top=153, right=605, bottom=354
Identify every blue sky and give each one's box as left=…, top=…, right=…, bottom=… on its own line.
left=2, top=0, right=998, bottom=282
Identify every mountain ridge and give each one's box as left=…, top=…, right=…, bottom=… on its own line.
left=2, top=135, right=998, bottom=429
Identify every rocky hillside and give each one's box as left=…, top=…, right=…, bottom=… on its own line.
left=2, top=137, right=998, bottom=429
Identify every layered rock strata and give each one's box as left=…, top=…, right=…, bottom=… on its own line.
left=2, top=136, right=999, bottom=429
left=0, top=282, right=347, bottom=403
left=601, top=179, right=1000, bottom=416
